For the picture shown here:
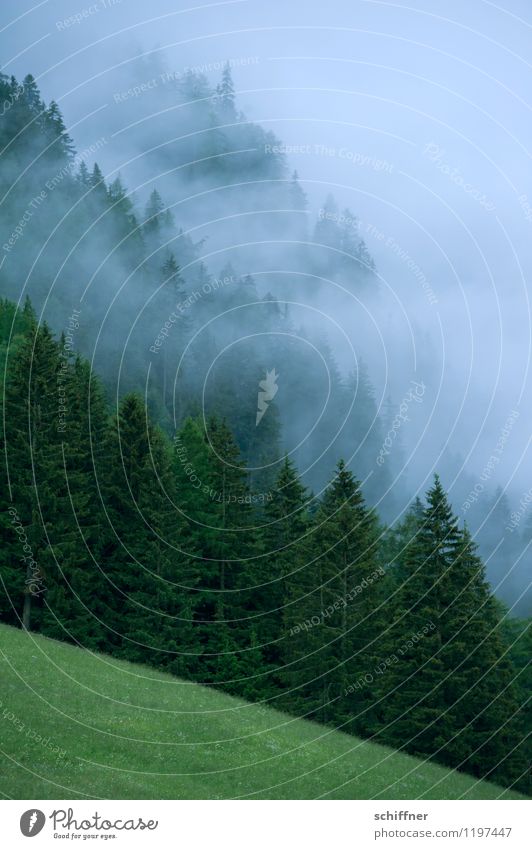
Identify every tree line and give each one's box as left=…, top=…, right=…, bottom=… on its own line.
left=0, top=298, right=529, bottom=795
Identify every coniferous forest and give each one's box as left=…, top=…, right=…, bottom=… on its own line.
left=0, top=28, right=531, bottom=806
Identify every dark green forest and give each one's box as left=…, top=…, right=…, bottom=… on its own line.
left=0, top=72, right=530, bottom=796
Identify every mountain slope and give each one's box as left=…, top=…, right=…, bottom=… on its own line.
left=0, top=624, right=525, bottom=800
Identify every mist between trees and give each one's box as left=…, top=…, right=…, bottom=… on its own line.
left=0, top=64, right=530, bottom=797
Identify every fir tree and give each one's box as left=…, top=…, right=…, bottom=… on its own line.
left=259, top=456, right=310, bottom=672
left=40, top=358, right=110, bottom=649
left=313, top=194, right=340, bottom=250
left=1, top=320, right=63, bottom=631
left=89, top=163, right=108, bottom=202
left=289, top=170, right=307, bottom=212
left=22, top=74, right=43, bottom=116
left=379, top=477, right=527, bottom=788
left=215, top=63, right=236, bottom=119
left=43, top=100, right=75, bottom=161
left=143, top=188, right=165, bottom=237
left=77, top=161, right=90, bottom=186
left=97, top=394, right=174, bottom=660
left=282, top=461, right=383, bottom=727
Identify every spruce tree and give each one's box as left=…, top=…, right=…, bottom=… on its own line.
left=43, top=100, right=75, bottom=161
left=1, top=320, right=63, bottom=631
left=22, top=74, right=43, bottom=116
left=379, top=476, right=527, bottom=790
left=259, top=456, right=310, bottom=676
left=313, top=194, right=340, bottom=252
left=288, top=170, right=308, bottom=241
left=215, top=63, right=236, bottom=119
left=0, top=301, right=39, bottom=625
left=143, top=188, right=165, bottom=238
left=77, top=161, right=90, bottom=186
left=204, top=415, right=258, bottom=687
left=281, top=460, right=383, bottom=727
left=89, top=163, right=108, bottom=205
left=172, top=415, right=258, bottom=687
left=289, top=170, right=307, bottom=212
left=41, top=358, right=110, bottom=648
left=97, top=394, right=171, bottom=661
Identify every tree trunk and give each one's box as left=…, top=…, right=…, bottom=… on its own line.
left=22, top=591, right=31, bottom=631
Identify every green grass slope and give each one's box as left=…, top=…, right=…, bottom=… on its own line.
left=0, top=624, right=525, bottom=800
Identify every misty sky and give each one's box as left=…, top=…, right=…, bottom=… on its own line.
left=2, top=0, right=532, bottom=506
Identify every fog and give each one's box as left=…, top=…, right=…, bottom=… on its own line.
left=1, top=0, right=531, bottom=612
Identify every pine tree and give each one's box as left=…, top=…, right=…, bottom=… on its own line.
left=338, top=208, right=359, bottom=259
left=281, top=461, right=383, bottom=727
left=171, top=418, right=218, bottom=678
left=1, top=320, right=63, bottom=631
left=103, top=175, right=145, bottom=267
left=161, top=252, right=185, bottom=298
left=383, top=497, right=425, bottom=588
left=0, top=301, right=38, bottom=625
left=212, top=415, right=261, bottom=690
left=440, top=526, right=527, bottom=789
left=259, top=456, right=310, bottom=673
left=40, top=358, right=110, bottom=649
left=313, top=194, right=340, bottom=251
left=289, top=170, right=307, bottom=212
left=379, top=476, right=527, bottom=789
left=108, top=176, right=137, bottom=235
left=172, top=415, right=258, bottom=687
left=77, top=161, right=90, bottom=186
left=97, top=394, right=166, bottom=660
left=43, top=100, right=75, bottom=161
left=22, top=74, right=43, bottom=116
left=148, top=252, right=188, bottom=411
left=288, top=170, right=308, bottom=241
left=143, top=188, right=165, bottom=237
left=142, top=189, right=176, bottom=273
left=89, top=163, right=108, bottom=203
left=215, top=63, right=236, bottom=119
left=129, top=423, right=187, bottom=669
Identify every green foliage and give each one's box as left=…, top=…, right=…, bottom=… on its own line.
left=0, top=302, right=529, bottom=795
left=379, top=477, right=529, bottom=793
left=0, top=63, right=529, bottom=798
left=281, top=461, right=384, bottom=730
